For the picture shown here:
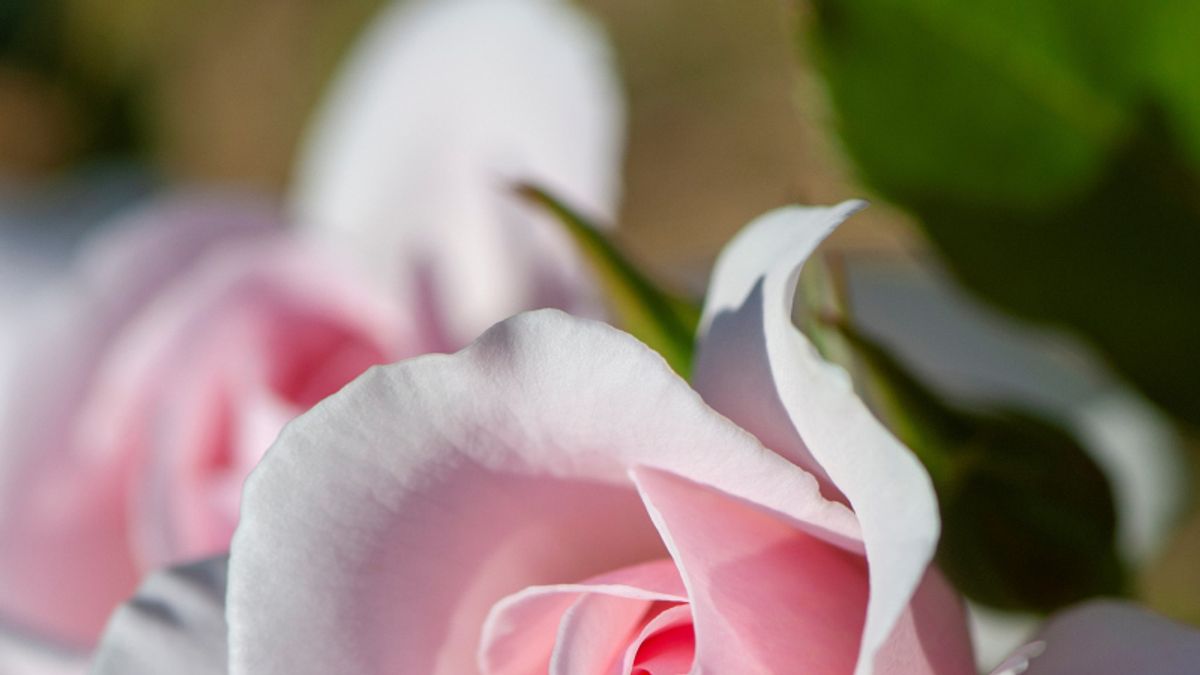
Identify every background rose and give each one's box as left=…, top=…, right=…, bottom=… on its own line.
left=0, top=194, right=423, bottom=653
left=0, top=195, right=282, bottom=647
left=0, top=0, right=623, bottom=659
left=290, top=0, right=624, bottom=345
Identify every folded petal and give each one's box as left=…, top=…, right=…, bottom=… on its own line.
left=291, top=0, right=624, bottom=345
left=632, top=465, right=869, bottom=674
left=228, top=310, right=858, bottom=675
left=480, top=559, right=685, bottom=675
left=693, top=203, right=943, bottom=674
left=1019, top=601, right=1200, bottom=674
left=90, top=556, right=229, bottom=675
left=620, top=604, right=694, bottom=675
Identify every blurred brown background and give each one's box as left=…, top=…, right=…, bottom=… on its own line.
left=0, top=0, right=918, bottom=286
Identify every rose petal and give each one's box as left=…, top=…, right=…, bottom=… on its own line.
left=549, top=592, right=667, bottom=675
left=90, top=556, right=229, bottom=675
left=0, top=194, right=276, bottom=645
left=1020, top=601, right=1200, bottom=674
left=78, top=236, right=405, bottom=569
left=874, top=568, right=975, bottom=674
left=693, top=203, right=942, bottom=674
left=632, top=465, right=869, bottom=674
left=291, top=0, right=624, bottom=344
left=228, top=310, right=859, bottom=675
left=481, top=559, right=685, bottom=675
left=621, top=604, right=694, bottom=675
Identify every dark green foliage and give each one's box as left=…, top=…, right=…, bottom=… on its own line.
left=803, top=0, right=1200, bottom=426
left=830, top=319, right=1125, bottom=612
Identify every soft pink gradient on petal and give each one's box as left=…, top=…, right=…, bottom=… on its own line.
left=0, top=194, right=276, bottom=646
left=0, top=196, right=408, bottom=647
left=622, top=604, right=694, bottom=675
left=228, top=310, right=859, bottom=675
left=875, top=568, right=976, bottom=674
left=480, top=559, right=685, bottom=675
left=1019, top=601, right=1200, bottom=674
left=693, top=202, right=945, bottom=674
left=632, top=465, right=869, bottom=674
left=548, top=592, right=667, bottom=675
left=82, top=237, right=408, bottom=569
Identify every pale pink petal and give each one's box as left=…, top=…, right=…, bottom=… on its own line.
left=875, top=568, right=975, bottom=674
left=0, top=194, right=276, bottom=645
left=90, top=556, right=229, bottom=675
left=1018, top=601, right=1200, bottom=674
left=79, top=236, right=407, bottom=569
left=228, top=310, right=858, bottom=675
left=481, top=559, right=685, bottom=675
left=291, top=0, right=624, bottom=345
left=693, top=203, right=943, bottom=674
left=631, top=464, right=869, bottom=674
left=549, top=593, right=666, bottom=675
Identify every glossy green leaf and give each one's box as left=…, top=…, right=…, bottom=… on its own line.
left=519, top=184, right=700, bottom=376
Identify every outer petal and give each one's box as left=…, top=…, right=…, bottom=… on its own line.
left=228, top=310, right=859, bottom=675
left=89, top=556, right=229, bottom=675
left=693, top=203, right=944, bottom=674
left=0, top=194, right=276, bottom=646
left=1017, top=601, right=1200, bottom=674
left=291, top=0, right=624, bottom=345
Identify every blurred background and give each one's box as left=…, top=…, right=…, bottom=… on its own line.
left=3, top=0, right=1198, bottom=662
left=0, top=0, right=903, bottom=274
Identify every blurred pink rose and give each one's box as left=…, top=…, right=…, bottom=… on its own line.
left=290, top=0, right=624, bottom=345
left=0, top=195, right=410, bottom=649
left=0, top=0, right=622, bottom=660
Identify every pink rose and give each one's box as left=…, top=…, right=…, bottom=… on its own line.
left=93, top=204, right=973, bottom=674
left=0, top=195, right=411, bottom=650
left=90, top=204, right=1200, bottom=674
left=0, top=0, right=621, bottom=658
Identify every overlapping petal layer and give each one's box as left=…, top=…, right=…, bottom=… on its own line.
left=693, top=203, right=945, bottom=674
left=228, top=310, right=860, bottom=674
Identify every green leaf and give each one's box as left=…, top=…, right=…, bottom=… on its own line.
left=903, top=115, right=1200, bottom=430
left=1148, top=0, right=1200, bottom=171
left=805, top=0, right=1139, bottom=208
left=802, top=0, right=1200, bottom=426
left=825, top=317, right=1126, bottom=613
left=518, top=184, right=701, bottom=376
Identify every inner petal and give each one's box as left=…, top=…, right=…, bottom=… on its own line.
left=624, top=603, right=695, bottom=675
left=632, top=465, right=871, bottom=674
left=480, top=559, right=686, bottom=675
